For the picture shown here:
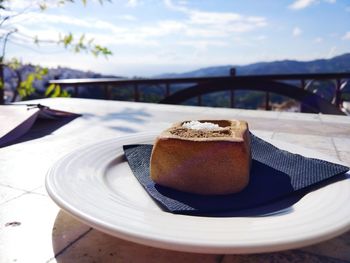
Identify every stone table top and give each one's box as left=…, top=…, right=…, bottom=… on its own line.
left=1, top=97, right=350, bottom=263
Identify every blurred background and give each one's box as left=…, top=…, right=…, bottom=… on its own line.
left=1, top=0, right=350, bottom=113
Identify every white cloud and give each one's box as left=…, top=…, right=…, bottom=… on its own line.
left=137, top=20, right=185, bottom=38
left=314, top=37, right=323, bottom=43
left=7, top=0, right=268, bottom=57
left=11, top=12, right=97, bottom=29
left=9, top=13, right=160, bottom=48
left=7, top=0, right=267, bottom=54
left=177, top=0, right=189, bottom=6
left=8, top=0, right=321, bottom=76
left=7, top=12, right=190, bottom=49
left=289, top=0, right=318, bottom=10
left=342, top=32, right=350, bottom=40
left=118, top=15, right=137, bottom=21
left=178, top=40, right=228, bottom=50
left=188, top=11, right=267, bottom=30
left=6, top=0, right=51, bottom=10
left=254, top=35, right=267, bottom=41
left=164, top=0, right=267, bottom=34
left=289, top=0, right=337, bottom=10
left=88, top=31, right=160, bottom=47
left=6, top=0, right=101, bottom=11
left=163, top=0, right=189, bottom=12
left=188, top=11, right=242, bottom=25
left=126, top=0, right=140, bottom=7
left=292, top=27, right=302, bottom=37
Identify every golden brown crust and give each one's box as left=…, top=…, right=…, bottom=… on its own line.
left=150, top=120, right=251, bottom=195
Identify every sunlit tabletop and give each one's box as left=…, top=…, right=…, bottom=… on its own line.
left=1, top=97, right=350, bottom=263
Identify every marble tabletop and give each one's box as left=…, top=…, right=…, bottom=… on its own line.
left=1, top=97, right=350, bottom=263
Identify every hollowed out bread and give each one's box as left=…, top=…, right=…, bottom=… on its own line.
left=150, top=120, right=251, bottom=195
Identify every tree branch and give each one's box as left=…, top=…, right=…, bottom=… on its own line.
left=1, top=29, right=17, bottom=60
left=11, top=68, right=21, bottom=102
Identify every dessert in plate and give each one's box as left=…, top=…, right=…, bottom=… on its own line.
left=150, top=120, right=251, bottom=195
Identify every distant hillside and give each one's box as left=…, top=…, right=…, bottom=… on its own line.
left=4, top=53, right=350, bottom=108
left=3, top=64, right=120, bottom=102
left=155, top=53, right=350, bottom=111
left=157, top=53, right=350, bottom=78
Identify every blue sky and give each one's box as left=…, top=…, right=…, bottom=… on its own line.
left=4, top=0, right=350, bottom=76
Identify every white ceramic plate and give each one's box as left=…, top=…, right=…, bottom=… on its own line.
left=46, top=132, right=350, bottom=254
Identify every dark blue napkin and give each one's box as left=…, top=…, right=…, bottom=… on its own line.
left=123, top=134, right=349, bottom=216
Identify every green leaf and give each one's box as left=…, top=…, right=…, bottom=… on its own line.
left=39, top=67, right=49, bottom=76
left=18, top=83, right=26, bottom=97
left=45, top=84, right=71, bottom=98
left=45, top=83, right=56, bottom=96
left=62, top=33, right=73, bottom=48
left=51, top=85, right=61, bottom=98
left=92, top=45, right=113, bottom=58
left=11, top=65, right=50, bottom=99
left=60, top=89, right=71, bottom=97
left=26, top=74, right=35, bottom=86
left=79, top=34, right=85, bottom=44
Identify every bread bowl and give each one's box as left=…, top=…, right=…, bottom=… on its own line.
left=150, top=120, right=251, bottom=195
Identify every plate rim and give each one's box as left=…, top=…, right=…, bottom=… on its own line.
left=45, top=131, right=350, bottom=254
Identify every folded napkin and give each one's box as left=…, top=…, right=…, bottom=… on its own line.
left=0, top=104, right=80, bottom=147
left=123, top=134, right=349, bottom=216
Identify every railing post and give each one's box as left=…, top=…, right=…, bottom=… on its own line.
left=230, top=69, right=236, bottom=108
left=0, top=62, right=4, bottom=104
left=165, top=83, right=170, bottom=97
left=301, top=79, right=306, bottom=89
left=197, top=95, right=202, bottom=106
left=104, top=84, right=111, bottom=100
left=265, top=92, right=270, bottom=110
left=230, top=89, right=235, bottom=108
left=73, top=84, right=79, bottom=97
left=134, top=84, right=139, bottom=102
left=335, top=79, right=341, bottom=108
left=104, top=85, right=112, bottom=100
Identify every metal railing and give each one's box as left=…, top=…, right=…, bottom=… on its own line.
left=49, top=71, right=350, bottom=115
